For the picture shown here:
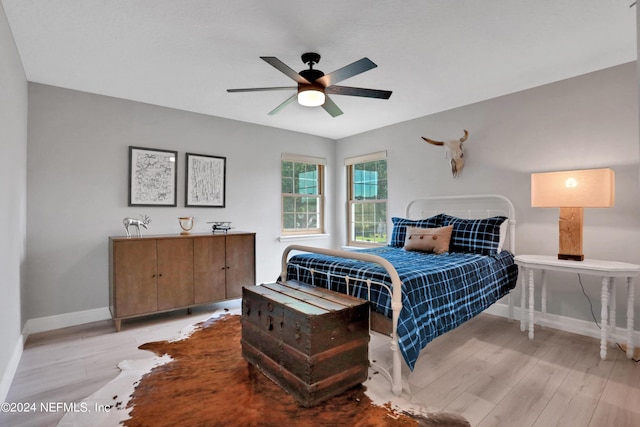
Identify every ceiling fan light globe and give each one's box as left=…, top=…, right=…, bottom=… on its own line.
left=298, top=89, right=325, bottom=107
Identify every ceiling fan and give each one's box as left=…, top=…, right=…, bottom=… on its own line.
left=226, top=53, right=392, bottom=117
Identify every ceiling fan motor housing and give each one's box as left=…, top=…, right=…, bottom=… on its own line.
left=301, top=52, right=321, bottom=66
left=298, top=54, right=326, bottom=105
left=299, top=68, right=324, bottom=82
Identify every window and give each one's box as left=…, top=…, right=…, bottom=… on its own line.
left=346, top=152, right=387, bottom=246
left=281, top=154, right=325, bottom=235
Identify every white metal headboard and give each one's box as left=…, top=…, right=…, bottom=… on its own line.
left=405, top=194, right=516, bottom=254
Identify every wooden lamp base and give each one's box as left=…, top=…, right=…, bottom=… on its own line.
left=558, top=207, right=584, bottom=261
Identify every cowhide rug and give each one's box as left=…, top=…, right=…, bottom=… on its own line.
left=58, top=309, right=470, bottom=427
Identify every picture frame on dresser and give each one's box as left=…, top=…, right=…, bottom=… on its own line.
left=185, top=152, right=226, bottom=208
left=128, top=146, right=178, bottom=207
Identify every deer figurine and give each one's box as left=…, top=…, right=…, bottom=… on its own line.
left=422, top=129, right=469, bottom=178
left=123, top=215, right=151, bottom=238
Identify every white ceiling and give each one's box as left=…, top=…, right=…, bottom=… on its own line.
left=2, top=1, right=637, bottom=140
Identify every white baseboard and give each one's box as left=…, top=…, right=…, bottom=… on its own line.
left=0, top=333, right=25, bottom=403
left=485, top=302, right=640, bottom=344
left=23, top=307, right=111, bottom=336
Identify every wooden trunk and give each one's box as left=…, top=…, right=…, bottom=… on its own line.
left=241, top=280, right=369, bottom=407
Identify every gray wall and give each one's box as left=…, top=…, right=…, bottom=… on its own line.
left=337, top=62, right=640, bottom=328
left=26, top=84, right=335, bottom=321
left=0, top=2, right=27, bottom=399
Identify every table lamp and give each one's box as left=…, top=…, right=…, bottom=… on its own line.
left=531, top=168, right=615, bottom=261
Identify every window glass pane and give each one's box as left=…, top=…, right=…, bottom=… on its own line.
left=293, top=163, right=304, bottom=193
left=281, top=161, right=294, bottom=178
left=299, top=166, right=318, bottom=195
left=282, top=177, right=293, bottom=193
left=376, top=160, right=388, bottom=199
left=308, top=213, right=317, bottom=228
left=350, top=201, right=387, bottom=244
left=307, top=197, right=317, bottom=213
left=376, top=202, right=387, bottom=223
left=283, top=196, right=295, bottom=213
left=353, top=160, right=387, bottom=201
left=283, top=213, right=295, bottom=229
left=282, top=161, right=294, bottom=193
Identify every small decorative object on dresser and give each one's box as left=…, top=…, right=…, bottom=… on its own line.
left=178, top=216, right=195, bottom=235
left=208, top=221, right=232, bottom=233
left=123, top=215, right=151, bottom=238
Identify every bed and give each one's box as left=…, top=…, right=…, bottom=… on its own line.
left=279, top=194, right=519, bottom=395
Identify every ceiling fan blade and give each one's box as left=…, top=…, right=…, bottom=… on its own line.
left=261, top=57, right=310, bottom=84
left=321, top=95, right=343, bottom=117
left=227, top=86, right=296, bottom=93
left=316, top=57, right=377, bottom=87
left=268, top=93, right=298, bottom=115
left=325, top=85, right=392, bottom=99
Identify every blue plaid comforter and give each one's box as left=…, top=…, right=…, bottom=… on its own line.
left=285, top=246, right=518, bottom=370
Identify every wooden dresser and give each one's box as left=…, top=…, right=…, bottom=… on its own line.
left=109, top=231, right=255, bottom=331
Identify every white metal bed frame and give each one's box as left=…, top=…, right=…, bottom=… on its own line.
left=280, top=194, right=517, bottom=396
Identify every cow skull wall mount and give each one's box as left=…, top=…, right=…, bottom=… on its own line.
left=422, top=129, right=469, bottom=178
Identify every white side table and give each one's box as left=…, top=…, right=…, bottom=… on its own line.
left=514, top=254, right=640, bottom=360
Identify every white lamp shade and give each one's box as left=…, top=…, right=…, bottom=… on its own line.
left=297, top=88, right=325, bottom=107
left=531, top=168, right=615, bottom=208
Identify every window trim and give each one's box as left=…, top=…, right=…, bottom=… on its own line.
left=281, top=154, right=325, bottom=236
left=344, top=150, right=387, bottom=166
left=346, top=152, right=388, bottom=247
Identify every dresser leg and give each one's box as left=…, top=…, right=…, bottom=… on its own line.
left=114, top=319, right=121, bottom=332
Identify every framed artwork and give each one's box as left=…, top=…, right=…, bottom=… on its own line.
left=185, top=153, right=226, bottom=208
left=128, top=146, right=178, bottom=207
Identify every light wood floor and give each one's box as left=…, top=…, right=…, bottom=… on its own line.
left=1, top=301, right=639, bottom=427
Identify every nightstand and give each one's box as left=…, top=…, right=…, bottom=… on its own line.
left=514, top=254, right=640, bottom=360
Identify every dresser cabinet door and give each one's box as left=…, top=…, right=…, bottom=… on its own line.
left=225, top=233, right=256, bottom=299
left=112, top=239, right=158, bottom=317
left=157, top=238, right=195, bottom=310
left=193, top=235, right=226, bottom=304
